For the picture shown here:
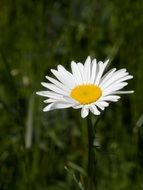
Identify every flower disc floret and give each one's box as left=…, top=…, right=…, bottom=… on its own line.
left=70, top=85, right=102, bottom=105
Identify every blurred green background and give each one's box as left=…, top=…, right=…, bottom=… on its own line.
left=0, top=0, right=143, bottom=189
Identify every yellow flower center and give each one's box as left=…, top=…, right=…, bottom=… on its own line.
left=70, top=85, right=102, bottom=105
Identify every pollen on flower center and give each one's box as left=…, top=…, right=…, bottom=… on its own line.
left=70, top=85, right=102, bottom=105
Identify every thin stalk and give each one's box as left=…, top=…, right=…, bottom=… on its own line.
left=86, top=114, right=97, bottom=190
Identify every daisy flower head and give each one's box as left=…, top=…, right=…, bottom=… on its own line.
left=36, top=56, right=134, bottom=118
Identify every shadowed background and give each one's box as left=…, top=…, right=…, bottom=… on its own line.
left=0, top=0, right=143, bottom=189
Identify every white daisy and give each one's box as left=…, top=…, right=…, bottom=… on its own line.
left=36, top=56, right=134, bottom=118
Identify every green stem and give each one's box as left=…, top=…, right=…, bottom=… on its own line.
left=86, top=114, right=97, bottom=190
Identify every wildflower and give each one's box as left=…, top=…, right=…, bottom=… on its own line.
left=36, top=56, right=133, bottom=118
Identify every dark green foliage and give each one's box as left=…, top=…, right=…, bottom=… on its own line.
left=0, top=0, right=143, bottom=189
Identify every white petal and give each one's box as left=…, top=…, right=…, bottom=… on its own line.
left=57, top=65, right=75, bottom=80
left=81, top=107, right=89, bottom=118
left=44, top=98, right=56, bottom=103
left=77, top=62, right=84, bottom=83
left=113, top=90, right=134, bottom=94
left=94, top=60, right=109, bottom=85
left=97, top=101, right=109, bottom=107
left=95, top=101, right=109, bottom=110
left=41, top=82, right=68, bottom=95
left=101, top=75, right=133, bottom=90
left=43, top=101, right=73, bottom=112
left=51, top=69, right=76, bottom=89
left=101, top=69, right=128, bottom=89
left=105, top=81, right=128, bottom=90
left=73, top=105, right=83, bottom=109
left=83, top=56, right=91, bottom=84
left=90, top=59, right=97, bottom=84
left=99, top=68, right=116, bottom=86
left=36, top=91, right=62, bottom=99
left=43, top=103, right=54, bottom=111
left=57, top=65, right=77, bottom=86
left=113, top=75, right=133, bottom=83
left=45, top=76, right=70, bottom=92
left=89, top=105, right=100, bottom=115
left=63, top=96, right=79, bottom=105
left=100, top=69, right=126, bottom=88
left=100, top=95, right=120, bottom=102
left=71, top=61, right=83, bottom=84
left=103, top=82, right=128, bottom=96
